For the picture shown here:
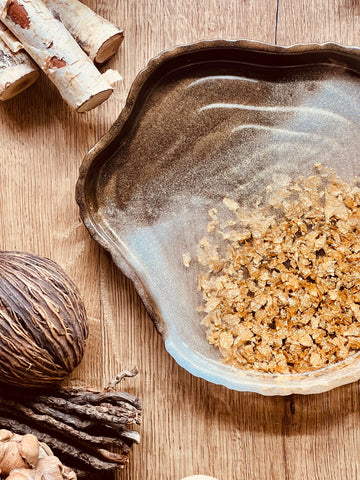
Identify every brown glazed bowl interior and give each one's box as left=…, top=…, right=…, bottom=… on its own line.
left=76, top=40, right=360, bottom=395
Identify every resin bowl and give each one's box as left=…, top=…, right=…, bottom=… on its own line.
left=76, top=39, right=360, bottom=395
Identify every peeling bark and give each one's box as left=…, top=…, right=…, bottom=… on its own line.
left=0, top=0, right=113, bottom=111
left=43, top=0, right=124, bottom=63
left=0, top=35, right=38, bottom=100
left=5, top=0, right=30, bottom=29
left=0, top=23, right=22, bottom=52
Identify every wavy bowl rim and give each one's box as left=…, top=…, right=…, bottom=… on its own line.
left=76, top=39, right=360, bottom=395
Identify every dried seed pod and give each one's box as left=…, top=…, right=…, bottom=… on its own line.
left=0, top=429, right=77, bottom=480
left=0, top=251, right=88, bottom=388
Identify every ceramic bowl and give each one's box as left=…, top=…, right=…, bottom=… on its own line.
left=76, top=40, right=360, bottom=395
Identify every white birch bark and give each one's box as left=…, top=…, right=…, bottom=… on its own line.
left=0, top=23, right=22, bottom=52
left=43, top=0, right=124, bottom=64
left=0, top=35, right=38, bottom=101
left=0, top=0, right=113, bottom=112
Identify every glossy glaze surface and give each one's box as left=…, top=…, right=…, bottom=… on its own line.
left=77, top=40, right=360, bottom=394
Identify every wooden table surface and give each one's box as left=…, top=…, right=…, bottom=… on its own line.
left=1, top=1, right=360, bottom=479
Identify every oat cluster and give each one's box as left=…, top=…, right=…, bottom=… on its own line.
left=196, top=166, right=360, bottom=374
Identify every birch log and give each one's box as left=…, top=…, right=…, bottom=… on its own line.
left=0, top=22, right=22, bottom=52
left=0, top=0, right=113, bottom=112
left=0, top=35, right=38, bottom=101
left=43, top=0, right=124, bottom=64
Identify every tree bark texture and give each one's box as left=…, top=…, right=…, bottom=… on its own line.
left=43, top=0, right=124, bottom=63
left=0, top=34, right=38, bottom=100
left=0, top=0, right=113, bottom=111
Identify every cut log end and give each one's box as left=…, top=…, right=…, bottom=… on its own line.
left=0, top=68, right=39, bottom=101
left=95, top=31, right=124, bottom=64
left=77, top=87, right=112, bottom=113
left=2, top=0, right=117, bottom=111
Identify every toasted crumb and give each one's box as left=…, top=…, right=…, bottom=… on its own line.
left=194, top=168, right=360, bottom=374
left=223, top=197, right=240, bottom=211
left=182, top=252, right=191, bottom=268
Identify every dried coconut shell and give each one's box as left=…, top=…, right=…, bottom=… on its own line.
left=0, top=251, right=88, bottom=388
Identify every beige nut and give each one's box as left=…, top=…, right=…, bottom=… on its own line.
left=36, top=456, right=76, bottom=480
left=6, top=469, right=40, bottom=480
left=20, top=435, right=39, bottom=468
left=5, top=472, right=29, bottom=480
left=0, top=441, right=27, bottom=475
left=0, top=430, right=13, bottom=442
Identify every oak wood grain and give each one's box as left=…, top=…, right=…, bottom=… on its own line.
left=0, top=1, right=359, bottom=479
left=276, top=3, right=360, bottom=480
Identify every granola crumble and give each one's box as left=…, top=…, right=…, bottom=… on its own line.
left=182, top=252, right=192, bottom=268
left=197, top=167, right=360, bottom=374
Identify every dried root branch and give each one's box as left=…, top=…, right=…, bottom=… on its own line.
left=0, top=370, right=142, bottom=479
left=104, top=367, right=139, bottom=392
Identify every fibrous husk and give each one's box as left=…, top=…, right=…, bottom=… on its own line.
left=0, top=251, right=88, bottom=388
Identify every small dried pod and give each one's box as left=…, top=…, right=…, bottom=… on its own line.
left=5, top=471, right=39, bottom=480
left=19, top=434, right=39, bottom=468
left=0, top=437, right=27, bottom=475
left=0, top=430, right=76, bottom=480
left=0, top=251, right=89, bottom=388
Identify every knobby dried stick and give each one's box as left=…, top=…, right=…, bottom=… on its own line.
left=0, top=370, right=142, bottom=478
left=0, top=414, right=120, bottom=473
left=33, top=404, right=95, bottom=430
left=32, top=396, right=141, bottom=427
left=63, top=390, right=142, bottom=410
left=0, top=400, right=131, bottom=459
left=0, top=392, right=142, bottom=437
left=105, top=367, right=139, bottom=392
